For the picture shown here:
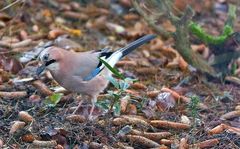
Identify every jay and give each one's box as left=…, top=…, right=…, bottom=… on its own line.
left=36, top=34, right=156, bottom=119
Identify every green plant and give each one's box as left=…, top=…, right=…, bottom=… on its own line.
left=97, top=76, right=135, bottom=116
left=99, top=57, right=125, bottom=79
left=188, top=96, right=200, bottom=121
left=96, top=58, right=135, bottom=116
left=189, top=22, right=233, bottom=45
left=188, top=96, right=200, bottom=144
left=188, top=4, right=236, bottom=45
left=44, top=93, right=63, bottom=107
left=189, top=3, right=236, bottom=46
left=230, top=63, right=238, bottom=76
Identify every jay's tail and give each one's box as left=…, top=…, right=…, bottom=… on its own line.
left=105, top=34, right=156, bottom=67
left=119, top=34, right=156, bottom=58
left=84, top=35, right=156, bottom=81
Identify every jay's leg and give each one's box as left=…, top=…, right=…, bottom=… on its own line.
left=88, top=96, right=97, bottom=120
left=72, top=96, right=84, bottom=114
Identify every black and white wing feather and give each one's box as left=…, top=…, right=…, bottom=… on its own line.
left=83, top=34, right=156, bottom=81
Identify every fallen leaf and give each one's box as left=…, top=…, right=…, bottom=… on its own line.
left=0, top=55, right=23, bottom=74
left=126, top=104, right=137, bottom=115
left=21, top=134, right=35, bottom=143
left=156, top=92, right=176, bottom=111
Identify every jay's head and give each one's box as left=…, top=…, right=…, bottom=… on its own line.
left=36, top=46, right=63, bottom=75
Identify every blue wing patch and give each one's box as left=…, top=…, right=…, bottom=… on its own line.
left=83, top=68, right=101, bottom=81
left=83, top=49, right=113, bottom=81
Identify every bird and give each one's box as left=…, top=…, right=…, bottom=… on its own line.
left=36, top=34, right=156, bottom=119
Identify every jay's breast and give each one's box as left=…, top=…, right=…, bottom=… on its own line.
left=51, top=71, right=109, bottom=96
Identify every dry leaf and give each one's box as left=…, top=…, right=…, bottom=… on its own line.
left=0, top=55, right=23, bottom=74
left=156, top=92, right=176, bottom=111
left=0, top=69, right=9, bottom=84
left=126, top=104, right=137, bottom=115
left=120, top=95, right=130, bottom=113
left=21, top=134, right=35, bottom=143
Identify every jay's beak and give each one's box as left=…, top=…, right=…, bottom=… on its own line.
left=36, top=64, right=46, bottom=76
left=36, top=59, right=56, bottom=76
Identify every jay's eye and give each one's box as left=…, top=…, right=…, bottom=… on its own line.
left=43, top=54, right=49, bottom=61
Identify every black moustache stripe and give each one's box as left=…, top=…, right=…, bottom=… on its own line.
left=45, top=59, right=56, bottom=66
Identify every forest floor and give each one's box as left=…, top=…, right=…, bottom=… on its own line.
left=0, top=0, right=240, bottom=148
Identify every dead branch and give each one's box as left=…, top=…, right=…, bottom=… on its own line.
left=113, top=115, right=152, bottom=129
left=19, top=111, right=34, bottom=123
left=125, top=135, right=160, bottom=148
left=191, top=138, right=219, bottom=149
left=32, top=140, right=57, bottom=148
left=0, top=91, right=27, bottom=99
left=130, top=129, right=172, bottom=141
left=209, top=123, right=240, bottom=135
left=220, top=110, right=240, bottom=120
left=32, top=80, right=53, bottom=96
left=150, top=120, right=191, bottom=129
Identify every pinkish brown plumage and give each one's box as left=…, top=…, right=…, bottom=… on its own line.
left=37, top=35, right=156, bottom=119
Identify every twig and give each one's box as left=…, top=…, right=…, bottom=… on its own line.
left=0, top=0, right=23, bottom=12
